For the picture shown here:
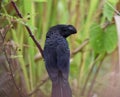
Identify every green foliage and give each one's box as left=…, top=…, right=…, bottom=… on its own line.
left=90, top=24, right=118, bottom=54
left=104, top=25, right=118, bottom=53
left=90, top=25, right=105, bottom=53
left=103, top=0, right=119, bottom=21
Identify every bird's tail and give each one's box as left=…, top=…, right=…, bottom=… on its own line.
left=51, top=73, right=72, bottom=97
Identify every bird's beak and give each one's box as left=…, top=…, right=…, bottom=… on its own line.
left=67, top=25, right=77, bottom=34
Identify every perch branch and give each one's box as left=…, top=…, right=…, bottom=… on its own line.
left=10, top=0, right=44, bottom=57
left=71, top=39, right=89, bottom=57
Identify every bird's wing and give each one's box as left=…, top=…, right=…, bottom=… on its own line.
left=56, top=44, right=70, bottom=74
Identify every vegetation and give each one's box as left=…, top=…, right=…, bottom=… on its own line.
left=0, top=0, right=120, bottom=97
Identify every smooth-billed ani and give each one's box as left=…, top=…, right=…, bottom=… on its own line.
left=43, top=24, right=77, bottom=97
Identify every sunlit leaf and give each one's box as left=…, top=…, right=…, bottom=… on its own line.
left=104, top=25, right=118, bottom=53
left=90, top=25, right=105, bottom=53
left=103, top=3, right=114, bottom=21
left=90, top=24, right=118, bottom=54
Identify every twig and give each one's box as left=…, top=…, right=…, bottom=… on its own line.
left=71, top=39, right=89, bottom=57
left=28, top=77, right=49, bottom=96
left=10, top=0, right=44, bottom=57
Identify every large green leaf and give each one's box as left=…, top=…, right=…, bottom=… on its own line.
left=90, top=25, right=105, bottom=53
left=90, top=24, right=118, bottom=54
left=104, top=25, right=118, bottom=53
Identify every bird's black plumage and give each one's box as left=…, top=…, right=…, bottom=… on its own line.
left=43, top=24, right=77, bottom=97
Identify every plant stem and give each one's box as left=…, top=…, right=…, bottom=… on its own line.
left=80, top=54, right=101, bottom=96
left=87, top=54, right=106, bottom=97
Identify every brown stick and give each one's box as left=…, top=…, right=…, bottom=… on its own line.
left=10, top=0, right=44, bottom=58
left=71, top=39, right=89, bottom=57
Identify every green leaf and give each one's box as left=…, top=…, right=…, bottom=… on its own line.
left=90, top=25, right=105, bottom=53
left=90, top=24, right=118, bottom=54
left=103, top=3, right=114, bottom=21
left=104, top=25, right=118, bottom=53
left=103, top=0, right=118, bottom=21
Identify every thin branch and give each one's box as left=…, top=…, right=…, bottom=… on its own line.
left=10, top=0, right=44, bottom=57
left=71, top=39, right=89, bottom=57
left=28, top=77, right=49, bottom=97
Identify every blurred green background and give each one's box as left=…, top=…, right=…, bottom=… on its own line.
left=0, top=0, right=120, bottom=97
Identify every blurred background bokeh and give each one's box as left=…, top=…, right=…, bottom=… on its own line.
left=0, top=0, right=120, bottom=97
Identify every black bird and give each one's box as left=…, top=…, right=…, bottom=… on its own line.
left=43, top=24, right=77, bottom=97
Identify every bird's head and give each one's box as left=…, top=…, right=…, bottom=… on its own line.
left=47, top=24, right=77, bottom=38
